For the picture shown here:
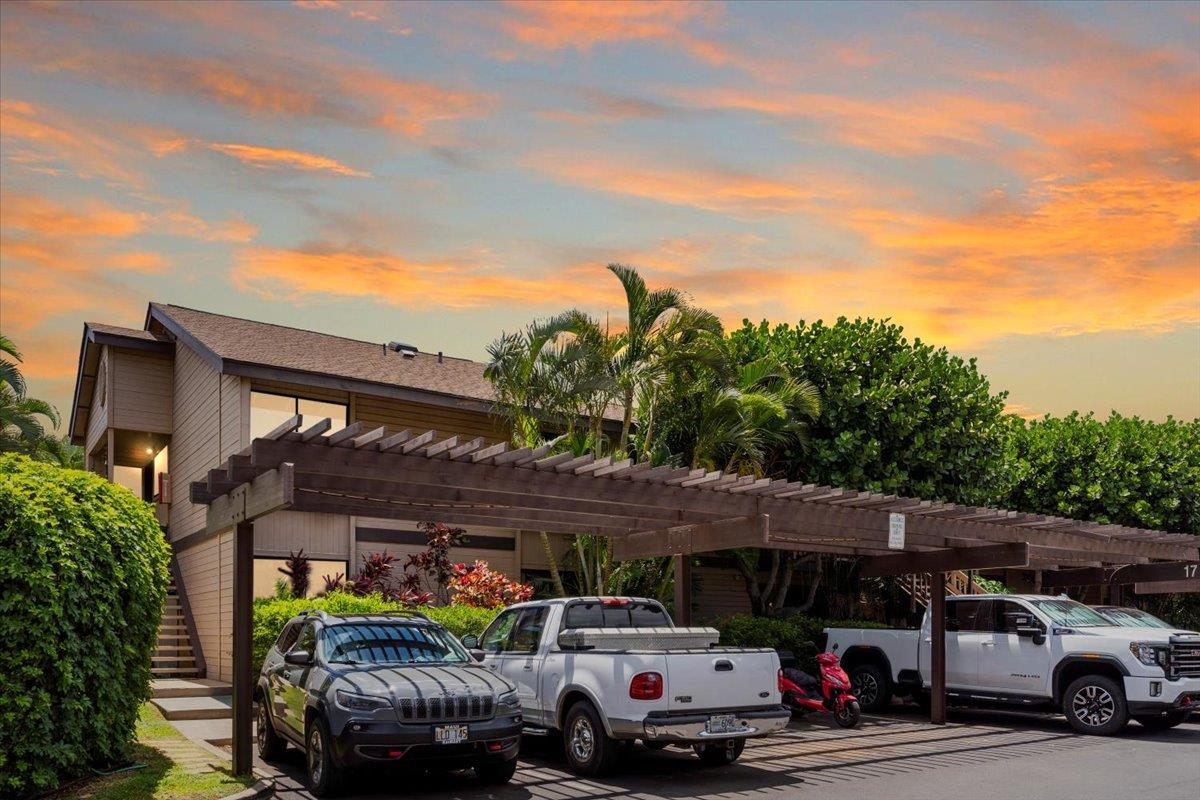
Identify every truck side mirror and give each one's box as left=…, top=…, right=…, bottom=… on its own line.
left=461, top=634, right=479, bottom=649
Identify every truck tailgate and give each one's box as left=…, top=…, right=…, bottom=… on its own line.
left=663, top=649, right=780, bottom=712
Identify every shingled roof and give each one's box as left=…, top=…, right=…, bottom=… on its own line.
left=147, top=303, right=498, bottom=405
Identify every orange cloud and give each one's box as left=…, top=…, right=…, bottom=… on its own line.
left=294, top=0, right=380, bottom=23
left=0, top=99, right=146, bottom=185
left=157, top=139, right=370, bottom=177
left=3, top=34, right=487, bottom=137
left=526, top=152, right=866, bottom=216
left=233, top=244, right=603, bottom=309
left=497, top=0, right=727, bottom=64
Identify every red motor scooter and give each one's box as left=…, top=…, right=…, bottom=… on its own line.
left=779, top=651, right=862, bottom=728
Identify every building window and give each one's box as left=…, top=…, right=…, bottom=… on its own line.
left=254, top=557, right=349, bottom=599
left=250, top=391, right=347, bottom=439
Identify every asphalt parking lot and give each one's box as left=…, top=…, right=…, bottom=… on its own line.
left=266, top=706, right=1200, bottom=800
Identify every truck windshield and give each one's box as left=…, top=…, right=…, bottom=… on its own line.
left=564, top=600, right=671, bottom=628
left=322, top=623, right=469, bottom=665
left=1026, top=599, right=1110, bottom=628
left=1093, top=607, right=1173, bottom=629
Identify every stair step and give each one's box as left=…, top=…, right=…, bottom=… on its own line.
left=155, top=645, right=194, bottom=654
left=151, top=667, right=203, bottom=678
left=151, top=695, right=233, bottom=721
left=152, top=655, right=197, bottom=665
left=151, top=678, right=231, bottom=699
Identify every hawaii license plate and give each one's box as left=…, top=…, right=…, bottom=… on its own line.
left=705, top=714, right=740, bottom=735
left=434, top=724, right=468, bottom=745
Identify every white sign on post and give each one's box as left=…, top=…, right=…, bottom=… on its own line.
left=888, top=513, right=906, bottom=550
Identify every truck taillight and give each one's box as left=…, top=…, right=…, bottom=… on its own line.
left=602, top=598, right=630, bottom=607
left=630, top=672, right=663, bottom=700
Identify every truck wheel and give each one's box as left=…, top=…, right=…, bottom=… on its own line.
left=693, top=738, right=745, bottom=765
left=255, top=697, right=287, bottom=761
left=1134, top=710, right=1189, bottom=730
left=475, top=757, right=518, bottom=785
left=849, top=664, right=891, bottom=712
left=305, top=715, right=344, bottom=797
left=563, top=701, right=618, bottom=776
left=1063, top=675, right=1129, bottom=735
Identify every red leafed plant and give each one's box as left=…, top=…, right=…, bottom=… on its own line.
left=448, top=560, right=534, bottom=608
left=407, top=521, right=467, bottom=604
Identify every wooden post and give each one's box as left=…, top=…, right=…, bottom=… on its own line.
left=232, top=521, right=254, bottom=778
left=673, top=555, right=693, bottom=626
left=930, top=571, right=947, bottom=725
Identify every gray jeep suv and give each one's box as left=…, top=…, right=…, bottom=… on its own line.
left=256, top=610, right=522, bottom=796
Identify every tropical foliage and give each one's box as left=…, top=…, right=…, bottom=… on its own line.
left=0, top=333, right=82, bottom=467
left=0, top=454, right=170, bottom=795
left=448, top=560, right=534, bottom=608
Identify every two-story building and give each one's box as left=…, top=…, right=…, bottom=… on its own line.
left=68, top=303, right=754, bottom=681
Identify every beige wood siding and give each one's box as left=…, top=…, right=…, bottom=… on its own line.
left=353, top=395, right=506, bottom=443
left=110, top=349, right=173, bottom=433
left=169, top=344, right=243, bottom=539
left=693, top=566, right=752, bottom=621
left=85, top=348, right=111, bottom=454
left=176, top=531, right=233, bottom=682
left=253, top=510, right=351, bottom=561
left=519, top=531, right=573, bottom=572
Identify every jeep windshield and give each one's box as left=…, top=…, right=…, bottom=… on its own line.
left=322, top=623, right=470, bottom=665
left=1027, top=598, right=1110, bottom=628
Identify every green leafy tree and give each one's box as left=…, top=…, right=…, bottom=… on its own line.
left=727, top=317, right=1012, bottom=505
left=1005, top=412, right=1199, bottom=533
left=1, top=332, right=80, bottom=466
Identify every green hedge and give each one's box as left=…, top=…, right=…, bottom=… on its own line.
left=0, top=455, right=170, bottom=796
left=253, top=593, right=501, bottom=670
left=716, top=613, right=890, bottom=672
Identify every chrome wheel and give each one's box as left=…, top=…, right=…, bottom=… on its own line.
left=1072, top=685, right=1116, bottom=727
left=308, top=725, right=324, bottom=785
left=570, top=715, right=595, bottom=763
left=852, top=672, right=878, bottom=707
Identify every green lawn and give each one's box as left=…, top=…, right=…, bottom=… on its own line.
left=53, top=704, right=257, bottom=800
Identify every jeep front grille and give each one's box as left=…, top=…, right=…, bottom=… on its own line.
left=1168, top=635, right=1200, bottom=678
left=396, top=695, right=495, bottom=722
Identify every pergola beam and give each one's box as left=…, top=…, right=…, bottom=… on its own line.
left=860, top=542, right=1030, bottom=577
left=202, top=464, right=294, bottom=535
left=1109, top=561, right=1200, bottom=585
left=612, top=515, right=769, bottom=559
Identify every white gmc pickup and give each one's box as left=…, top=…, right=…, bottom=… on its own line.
left=826, top=594, right=1200, bottom=734
left=464, top=597, right=790, bottom=775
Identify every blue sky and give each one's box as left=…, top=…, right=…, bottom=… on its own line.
left=1, top=0, right=1197, bottom=423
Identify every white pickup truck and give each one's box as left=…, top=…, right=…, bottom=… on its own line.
left=464, top=596, right=789, bottom=775
left=826, top=594, right=1200, bottom=734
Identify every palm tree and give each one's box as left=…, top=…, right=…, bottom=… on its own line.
left=0, top=333, right=63, bottom=458
left=606, top=264, right=689, bottom=455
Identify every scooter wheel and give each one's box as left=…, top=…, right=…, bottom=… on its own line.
left=834, top=700, right=861, bottom=728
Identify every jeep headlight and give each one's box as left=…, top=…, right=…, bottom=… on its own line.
left=498, top=690, right=519, bottom=708
left=335, top=690, right=391, bottom=712
left=1129, top=642, right=1168, bottom=668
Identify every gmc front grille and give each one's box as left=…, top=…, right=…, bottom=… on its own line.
left=396, top=695, right=495, bottom=722
left=1168, top=635, right=1200, bottom=679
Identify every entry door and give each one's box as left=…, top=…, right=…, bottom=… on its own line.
left=978, top=600, right=1051, bottom=696
left=500, top=607, right=549, bottom=721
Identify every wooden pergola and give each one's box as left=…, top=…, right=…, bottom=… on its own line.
left=191, top=417, right=1200, bottom=776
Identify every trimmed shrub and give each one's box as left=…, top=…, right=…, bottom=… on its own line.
left=252, top=592, right=501, bottom=670
left=715, top=613, right=890, bottom=672
left=0, top=455, right=170, bottom=796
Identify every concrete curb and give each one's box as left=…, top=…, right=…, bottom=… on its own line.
left=217, top=776, right=274, bottom=800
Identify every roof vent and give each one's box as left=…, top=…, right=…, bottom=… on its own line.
left=387, top=341, right=419, bottom=359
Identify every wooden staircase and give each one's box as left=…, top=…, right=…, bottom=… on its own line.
left=152, top=579, right=201, bottom=678
left=897, top=570, right=976, bottom=607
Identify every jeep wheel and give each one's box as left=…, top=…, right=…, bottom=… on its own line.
left=475, top=757, right=518, bottom=785
left=563, top=701, right=618, bottom=776
left=693, top=738, right=745, bottom=766
left=305, top=716, right=344, bottom=797
left=1063, top=675, right=1128, bottom=735
left=849, top=664, right=891, bottom=712
left=1134, top=710, right=1189, bottom=730
left=255, top=698, right=287, bottom=761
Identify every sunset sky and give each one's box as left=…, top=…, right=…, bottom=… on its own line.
left=1, top=0, right=1197, bottom=425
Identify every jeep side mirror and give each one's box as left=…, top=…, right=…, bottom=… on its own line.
left=284, top=650, right=313, bottom=666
